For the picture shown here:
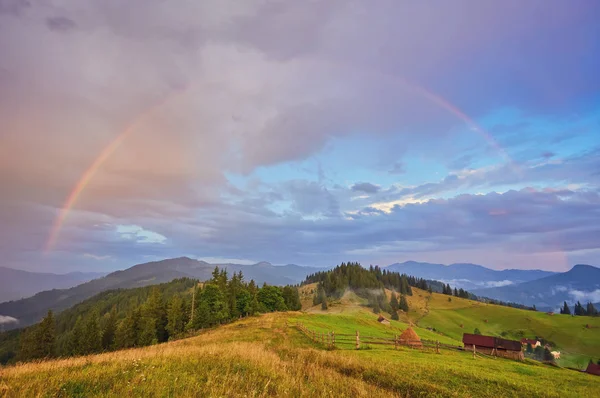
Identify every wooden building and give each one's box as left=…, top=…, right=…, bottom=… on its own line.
left=463, top=333, right=524, bottom=360
left=586, top=362, right=600, bottom=376
left=377, top=315, right=390, bottom=325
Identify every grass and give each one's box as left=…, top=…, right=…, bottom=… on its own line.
left=418, top=291, right=600, bottom=368
left=1, top=311, right=598, bottom=397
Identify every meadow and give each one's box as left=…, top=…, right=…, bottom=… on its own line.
left=1, top=306, right=598, bottom=397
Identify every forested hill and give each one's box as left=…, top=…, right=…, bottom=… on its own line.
left=304, top=262, right=439, bottom=297
left=0, top=268, right=302, bottom=365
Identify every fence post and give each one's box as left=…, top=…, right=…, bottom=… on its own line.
left=436, top=340, right=440, bottom=354
left=395, top=334, right=398, bottom=350
left=356, top=330, right=360, bottom=350
left=332, top=331, right=335, bottom=347
left=472, top=344, right=476, bottom=359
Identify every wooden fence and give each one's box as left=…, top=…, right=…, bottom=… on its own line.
left=296, top=322, right=466, bottom=354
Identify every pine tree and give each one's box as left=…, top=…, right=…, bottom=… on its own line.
left=101, top=307, right=117, bottom=350
left=390, top=292, right=399, bottom=312
left=37, top=310, right=56, bottom=358
left=167, top=295, right=185, bottom=338
left=586, top=302, right=598, bottom=316
left=144, top=287, right=168, bottom=343
left=399, top=295, right=409, bottom=312
left=68, top=316, right=85, bottom=356
left=561, top=301, right=571, bottom=315
left=81, top=311, right=102, bottom=354
left=473, top=328, right=481, bottom=335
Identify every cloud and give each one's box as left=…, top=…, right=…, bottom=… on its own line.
left=0, top=315, right=18, bottom=325
left=483, top=280, right=514, bottom=288
left=115, top=225, right=167, bottom=244
left=83, top=253, right=112, bottom=261
left=351, top=182, right=381, bottom=194
left=0, top=1, right=599, bottom=272
left=568, top=289, right=600, bottom=303
left=45, top=16, right=77, bottom=32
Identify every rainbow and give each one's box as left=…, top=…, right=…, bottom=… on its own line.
left=44, top=93, right=178, bottom=252
left=45, top=80, right=516, bottom=252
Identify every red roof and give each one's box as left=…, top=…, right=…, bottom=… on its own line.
left=520, top=338, right=538, bottom=345
left=464, top=334, right=522, bottom=351
left=463, top=333, right=495, bottom=348
left=586, top=363, right=600, bottom=376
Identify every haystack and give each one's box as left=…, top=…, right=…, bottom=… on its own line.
left=399, top=327, right=422, bottom=348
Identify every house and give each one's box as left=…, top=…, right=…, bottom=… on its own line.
left=550, top=351, right=561, bottom=359
left=463, top=333, right=524, bottom=360
left=585, top=362, right=600, bottom=376
left=377, top=315, right=390, bottom=325
left=520, top=338, right=541, bottom=348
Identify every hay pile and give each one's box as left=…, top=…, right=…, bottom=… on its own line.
left=399, top=327, right=422, bottom=348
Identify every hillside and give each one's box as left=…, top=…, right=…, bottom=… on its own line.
left=1, top=312, right=597, bottom=397
left=386, top=261, right=556, bottom=290
left=0, top=267, right=105, bottom=304
left=0, top=258, right=321, bottom=330
left=473, top=264, right=600, bottom=310
left=300, top=280, right=600, bottom=369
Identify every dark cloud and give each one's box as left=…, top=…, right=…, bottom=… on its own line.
left=388, top=162, right=405, bottom=175
left=351, top=182, right=381, bottom=194
left=46, top=16, right=77, bottom=32
left=0, top=0, right=30, bottom=16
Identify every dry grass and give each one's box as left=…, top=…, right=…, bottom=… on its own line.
left=1, top=312, right=598, bottom=398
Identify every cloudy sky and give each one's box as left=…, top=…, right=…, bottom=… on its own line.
left=1, top=0, right=599, bottom=273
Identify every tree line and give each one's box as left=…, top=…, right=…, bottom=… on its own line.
left=11, top=268, right=301, bottom=363
left=560, top=301, right=598, bottom=316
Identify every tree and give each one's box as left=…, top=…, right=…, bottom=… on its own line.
left=257, top=285, right=287, bottom=312
left=143, top=287, right=168, bottom=343
left=166, top=295, right=185, bottom=338
left=389, top=292, right=399, bottom=312
left=102, top=307, right=118, bottom=350
left=533, top=345, right=544, bottom=361
left=473, top=328, right=481, bottom=335
left=561, top=301, right=571, bottom=315
left=391, top=310, right=399, bottom=320
left=115, top=309, right=141, bottom=349
left=372, top=301, right=380, bottom=314
left=448, top=297, right=452, bottom=302
left=586, top=302, right=598, bottom=316
left=68, top=316, right=85, bottom=355
left=81, top=311, right=102, bottom=354
left=20, top=310, right=57, bottom=360
left=321, top=299, right=328, bottom=310
left=399, top=295, right=409, bottom=312
left=282, top=286, right=302, bottom=311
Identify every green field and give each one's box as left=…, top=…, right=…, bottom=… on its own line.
left=1, top=295, right=599, bottom=397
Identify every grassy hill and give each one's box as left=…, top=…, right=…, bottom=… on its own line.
left=1, top=311, right=598, bottom=397
left=300, top=284, right=600, bottom=369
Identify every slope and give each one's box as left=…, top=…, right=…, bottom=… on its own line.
left=0, top=257, right=322, bottom=330
left=1, top=312, right=597, bottom=397
left=0, top=267, right=105, bottom=303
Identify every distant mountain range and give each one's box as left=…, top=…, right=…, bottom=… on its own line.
left=0, top=257, right=324, bottom=329
left=0, top=267, right=106, bottom=303
left=386, top=261, right=556, bottom=291
left=472, top=264, right=600, bottom=310
left=2, top=257, right=598, bottom=330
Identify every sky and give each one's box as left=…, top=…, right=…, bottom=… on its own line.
left=1, top=1, right=599, bottom=273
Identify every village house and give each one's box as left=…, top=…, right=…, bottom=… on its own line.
left=377, top=315, right=390, bottom=325
left=585, top=362, right=600, bottom=376
left=520, top=338, right=541, bottom=348
left=463, top=333, right=524, bottom=360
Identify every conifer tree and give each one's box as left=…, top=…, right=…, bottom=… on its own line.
left=167, top=295, right=185, bottom=337
left=102, top=307, right=118, bottom=350
left=399, top=295, right=409, bottom=312
left=81, top=311, right=102, bottom=354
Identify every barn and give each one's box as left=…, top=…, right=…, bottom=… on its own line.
left=377, top=315, right=390, bottom=325
left=586, top=362, right=600, bottom=376
left=463, top=333, right=524, bottom=360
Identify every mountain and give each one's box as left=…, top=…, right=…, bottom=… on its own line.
left=0, top=257, right=322, bottom=329
left=386, top=261, right=556, bottom=290
left=472, top=264, right=600, bottom=310
left=0, top=267, right=106, bottom=303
